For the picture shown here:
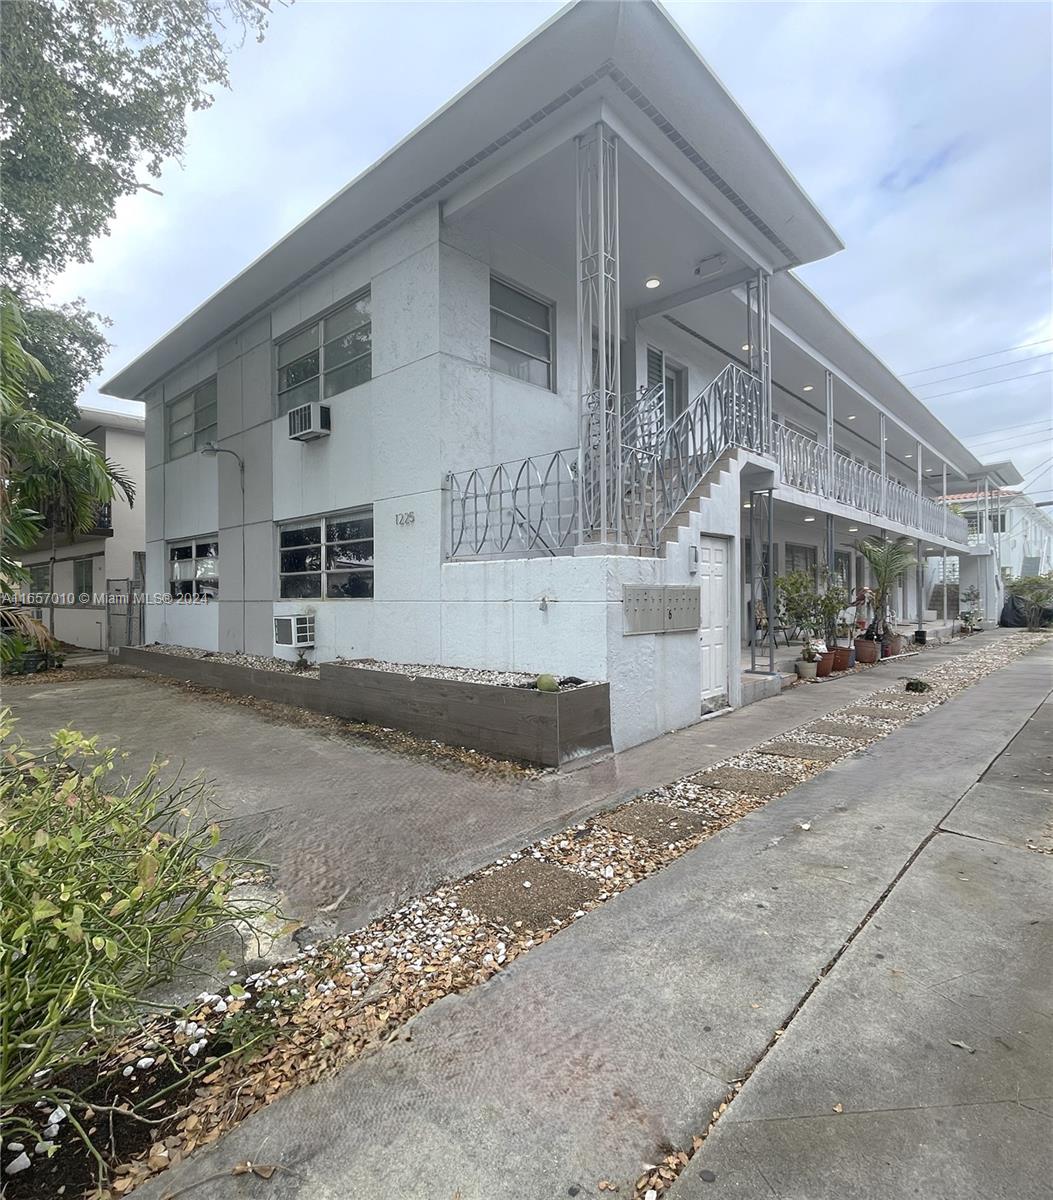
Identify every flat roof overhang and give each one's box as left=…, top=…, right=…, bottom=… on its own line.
left=101, top=0, right=843, bottom=400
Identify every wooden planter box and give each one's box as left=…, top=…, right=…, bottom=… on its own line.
left=109, top=648, right=612, bottom=769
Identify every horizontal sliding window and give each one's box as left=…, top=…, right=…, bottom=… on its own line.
left=278, top=507, right=373, bottom=599
left=490, top=277, right=552, bottom=390
left=167, top=378, right=218, bottom=460
left=276, top=291, right=371, bottom=415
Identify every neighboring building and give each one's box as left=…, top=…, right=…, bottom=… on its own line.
left=938, top=487, right=1053, bottom=582
left=101, top=0, right=1017, bottom=751
left=18, top=406, right=145, bottom=650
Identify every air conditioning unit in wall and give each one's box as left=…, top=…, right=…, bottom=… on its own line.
left=274, top=613, right=315, bottom=648
left=288, top=402, right=331, bottom=442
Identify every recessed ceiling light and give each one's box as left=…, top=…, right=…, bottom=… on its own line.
left=742, top=502, right=751, bottom=509
left=804, top=516, right=816, bottom=522
left=848, top=526, right=859, bottom=532
left=847, top=414, right=857, bottom=421
left=802, top=384, right=814, bottom=392
left=741, top=344, right=750, bottom=352
left=905, top=453, right=913, bottom=458
left=645, top=277, right=661, bottom=289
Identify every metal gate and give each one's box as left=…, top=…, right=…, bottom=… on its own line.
left=106, top=577, right=144, bottom=648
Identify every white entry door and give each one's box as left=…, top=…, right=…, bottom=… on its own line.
left=698, top=536, right=730, bottom=702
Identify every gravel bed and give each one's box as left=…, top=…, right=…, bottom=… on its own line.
left=337, top=658, right=594, bottom=689
left=724, top=750, right=819, bottom=783
left=141, top=643, right=320, bottom=677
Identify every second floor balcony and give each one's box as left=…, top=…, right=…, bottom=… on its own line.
left=447, top=366, right=970, bottom=560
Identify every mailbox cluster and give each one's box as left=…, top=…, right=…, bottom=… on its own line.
left=623, top=584, right=702, bottom=635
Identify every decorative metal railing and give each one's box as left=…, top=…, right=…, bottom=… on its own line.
left=446, top=448, right=580, bottom=559
left=772, top=429, right=968, bottom=543
left=650, top=363, right=765, bottom=536
left=447, top=363, right=969, bottom=560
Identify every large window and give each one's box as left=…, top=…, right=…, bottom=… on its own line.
left=785, top=542, right=818, bottom=582
left=167, top=379, right=217, bottom=459
left=276, top=291, right=371, bottom=415
left=490, top=277, right=553, bottom=389
left=25, top=563, right=50, bottom=594
left=169, top=538, right=219, bottom=599
left=279, top=508, right=374, bottom=599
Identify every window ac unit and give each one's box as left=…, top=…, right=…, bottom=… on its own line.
left=288, top=402, right=331, bottom=442
left=274, top=613, right=315, bottom=648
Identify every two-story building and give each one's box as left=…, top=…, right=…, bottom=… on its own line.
left=18, top=406, right=146, bottom=651
left=101, top=0, right=1016, bottom=751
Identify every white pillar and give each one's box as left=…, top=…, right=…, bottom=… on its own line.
left=576, top=122, right=621, bottom=545
left=879, top=413, right=887, bottom=517
left=825, top=370, right=834, bottom=498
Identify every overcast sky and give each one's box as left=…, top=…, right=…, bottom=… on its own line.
left=55, top=0, right=1052, bottom=499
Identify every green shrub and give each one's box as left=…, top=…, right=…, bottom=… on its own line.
left=1006, top=572, right=1053, bottom=630
left=0, top=710, right=266, bottom=1139
left=536, top=673, right=559, bottom=693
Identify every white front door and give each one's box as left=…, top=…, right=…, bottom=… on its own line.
left=699, top=536, right=729, bottom=702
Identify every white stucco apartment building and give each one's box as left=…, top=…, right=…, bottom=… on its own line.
left=19, top=406, right=145, bottom=650
left=102, top=0, right=1017, bottom=751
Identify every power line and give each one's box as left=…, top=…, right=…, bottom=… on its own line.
left=900, top=337, right=1053, bottom=376
left=965, top=427, right=1053, bottom=451
left=912, top=351, right=1051, bottom=389
left=964, top=417, right=1053, bottom=441
left=919, top=368, right=1053, bottom=401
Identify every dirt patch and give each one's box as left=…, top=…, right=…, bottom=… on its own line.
left=457, top=859, right=602, bottom=931
left=694, top=765, right=797, bottom=798
left=807, top=720, right=889, bottom=743
left=757, top=741, right=847, bottom=764
left=0, top=664, right=146, bottom=688
left=595, top=802, right=712, bottom=845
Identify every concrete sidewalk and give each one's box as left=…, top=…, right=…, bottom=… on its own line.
left=3, top=633, right=1013, bottom=934
left=133, top=640, right=1053, bottom=1200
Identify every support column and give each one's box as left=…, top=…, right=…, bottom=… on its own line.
left=576, top=122, right=621, bottom=545
left=942, top=547, right=948, bottom=623
left=824, top=370, right=834, bottom=498
left=942, top=462, right=948, bottom=537
left=879, top=413, right=887, bottom=517
left=746, top=271, right=772, bottom=452
left=916, top=440, right=924, bottom=630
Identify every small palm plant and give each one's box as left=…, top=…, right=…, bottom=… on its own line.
left=857, top=537, right=916, bottom=644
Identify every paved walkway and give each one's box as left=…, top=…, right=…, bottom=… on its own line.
left=130, top=638, right=1052, bottom=1200
left=3, top=634, right=1011, bottom=933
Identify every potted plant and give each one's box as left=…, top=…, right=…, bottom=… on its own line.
left=958, top=585, right=981, bottom=635
left=817, top=572, right=852, bottom=671
left=776, top=569, right=821, bottom=653
left=856, top=537, right=916, bottom=658
left=795, top=637, right=819, bottom=680
left=853, top=586, right=878, bottom=663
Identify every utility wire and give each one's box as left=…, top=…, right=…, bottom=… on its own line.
left=964, top=429, right=1053, bottom=453
left=964, top=417, right=1053, bottom=441
left=919, top=368, right=1053, bottom=401
left=912, top=351, right=1051, bottom=389
left=900, top=337, right=1053, bottom=376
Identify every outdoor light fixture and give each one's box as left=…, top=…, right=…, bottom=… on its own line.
left=804, top=516, right=816, bottom=522
left=802, top=384, right=814, bottom=392
left=848, top=526, right=859, bottom=532
left=905, top=452, right=913, bottom=458
left=742, top=502, right=751, bottom=509
left=741, top=343, right=750, bottom=351
left=847, top=414, right=857, bottom=421
left=645, top=277, right=661, bottom=289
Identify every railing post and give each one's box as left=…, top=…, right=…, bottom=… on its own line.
left=746, top=270, right=771, bottom=454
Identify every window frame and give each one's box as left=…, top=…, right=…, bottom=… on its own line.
left=278, top=507, right=374, bottom=600
left=274, top=289, right=372, bottom=416
left=25, top=563, right=50, bottom=594
left=166, top=378, right=218, bottom=460
left=73, top=558, right=94, bottom=603
left=167, top=536, right=220, bottom=601
left=489, top=275, right=555, bottom=392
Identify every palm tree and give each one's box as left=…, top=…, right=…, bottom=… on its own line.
left=857, top=536, right=916, bottom=644
left=1, top=290, right=135, bottom=656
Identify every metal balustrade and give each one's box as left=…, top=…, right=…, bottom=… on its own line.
left=447, top=365, right=970, bottom=559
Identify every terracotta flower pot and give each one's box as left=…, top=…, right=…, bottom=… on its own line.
left=832, top=646, right=852, bottom=672
left=816, top=650, right=835, bottom=678
left=795, top=660, right=818, bottom=681
left=854, top=638, right=878, bottom=664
